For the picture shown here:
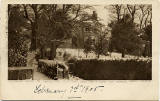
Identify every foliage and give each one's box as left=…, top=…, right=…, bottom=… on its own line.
left=109, top=14, right=142, bottom=57
left=8, top=30, right=28, bottom=67
left=37, top=8, right=73, bottom=47
left=107, top=4, right=152, bottom=30
left=8, top=5, right=29, bottom=67
left=141, top=24, right=152, bottom=57
left=38, top=60, right=69, bottom=79
left=8, top=4, right=94, bottom=62
left=84, top=34, right=109, bottom=58
left=69, top=58, right=152, bottom=80
left=94, top=34, right=109, bottom=57
left=83, top=36, right=95, bottom=55
left=8, top=41, right=28, bottom=67
left=107, top=4, right=152, bottom=57
left=82, top=19, right=108, bottom=58
left=36, top=5, right=94, bottom=59
left=142, top=24, right=152, bottom=42
left=68, top=56, right=77, bottom=63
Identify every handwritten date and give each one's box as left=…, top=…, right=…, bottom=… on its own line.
left=34, top=84, right=104, bottom=94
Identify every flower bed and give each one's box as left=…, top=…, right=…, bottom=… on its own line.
left=68, top=58, right=152, bottom=80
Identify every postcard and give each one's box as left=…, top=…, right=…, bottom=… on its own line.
left=0, top=0, right=159, bottom=100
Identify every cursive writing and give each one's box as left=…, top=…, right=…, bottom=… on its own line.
left=70, top=84, right=104, bottom=93
left=34, top=84, right=104, bottom=95
left=34, top=84, right=67, bottom=94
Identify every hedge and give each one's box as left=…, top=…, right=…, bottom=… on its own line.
left=38, top=59, right=69, bottom=79
left=8, top=41, right=28, bottom=67
left=68, top=58, right=152, bottom=80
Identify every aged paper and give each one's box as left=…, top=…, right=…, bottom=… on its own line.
left=0, top=0, right=159, bottom=100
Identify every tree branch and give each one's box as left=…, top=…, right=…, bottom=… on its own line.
left=144, top=10, right=150, bottom=28
left=23, top=4, right=33, bottom=23
left=69, top=4, right=81, bottom=22
left=127, top=5, right=132, bottom=15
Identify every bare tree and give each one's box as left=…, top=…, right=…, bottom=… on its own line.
left=127, top=4, right=137, bottom=23
left=137, top=5, right=152, bottom=29
left=114, top=4, right=122, bottom=22
left=107, top=4, right=123, bottom=22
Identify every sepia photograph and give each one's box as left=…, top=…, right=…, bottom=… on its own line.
left=8, top=4, right=152, bottom=80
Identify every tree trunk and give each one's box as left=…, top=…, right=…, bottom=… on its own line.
left=86, top=53, right=88, bottom=58
left=30, top=34, right=36, bottom=51
left=40, top=46, right=45, bottom=59
left=30, top=22, right=37, bottom=51
left=49, top=42, right=57, bottom=60
left=28, top=5, right=39, bottom=51
left=122, top=49, right=125, bottom=58
left=122, top=52, right=125, bottom=58
left=97, top=53, right=100, bottom=58
left=150, top=42, right=152, bottom=57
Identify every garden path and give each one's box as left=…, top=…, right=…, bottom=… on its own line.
left=27, top=52, right=81, bottom=80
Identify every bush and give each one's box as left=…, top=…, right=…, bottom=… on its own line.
left=8, top=43, right=28, bottom=67
left=8, top=31, right=28, bottom=67
left=68, top=56, right=77, bottom=63
left=69, top=58, right=152, bottom=80
left=38, top=59, right=69, bottom=79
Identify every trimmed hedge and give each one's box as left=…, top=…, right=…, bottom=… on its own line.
left=38, top=59, right=69, bottom=79
left=68, top=58, right=152, bottom=80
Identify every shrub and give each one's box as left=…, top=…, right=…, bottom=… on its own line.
left=69, top=58, right=152, bottom=80
left=38, top=59, right=69, bottom=79
left=8, top=31, right=28, bottom=67
left=68, top=56, right=77, bottom=63
left=8, top=43, right=28, bottom=67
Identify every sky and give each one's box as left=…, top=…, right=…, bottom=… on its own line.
left=93, top=5, right=109, bottom=26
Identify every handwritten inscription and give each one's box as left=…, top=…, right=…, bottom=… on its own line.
left=34, top=84, right=104, bottom=95
left=70, top=84, right=104, bottom=93
left=34, top=84, right=67, bottom=94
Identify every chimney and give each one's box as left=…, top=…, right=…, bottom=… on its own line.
left=92, top=11, right=97, bottom=20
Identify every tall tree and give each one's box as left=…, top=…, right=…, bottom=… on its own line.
left=137, top=5, right=152, bottom=30
left=107, top=4, right=123, bottom=22
left=23, top=4, right=45, bottom=50
left=36, top=4, right=94, bottom=59
left=109, top=14, right=141, bottom=57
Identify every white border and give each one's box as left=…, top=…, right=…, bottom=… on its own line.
left=0, top=0, right=159, bottom=100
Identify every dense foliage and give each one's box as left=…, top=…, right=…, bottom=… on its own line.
left=8, top=6, right=29, bottom=67
left=8, top=40, right=28, bottom=67
left=38, top=60, right=69, bottom=79
left=109, top=14, right=142, bottom=57
left=141, top=24, right=152, bottom=57
left=69, top=58, right=151, bottom=80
